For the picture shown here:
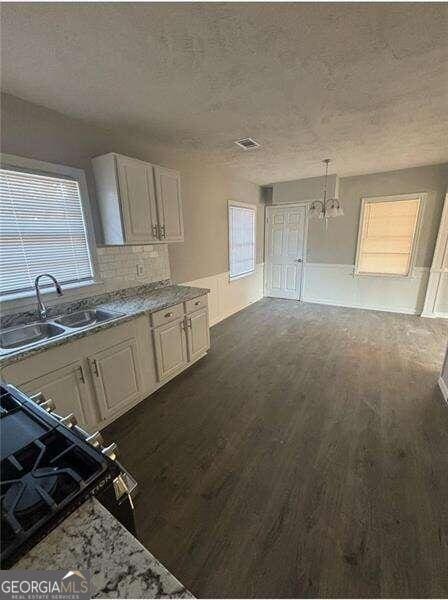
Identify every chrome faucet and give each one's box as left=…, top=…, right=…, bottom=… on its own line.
left=34, top=274, right=63, bottom=320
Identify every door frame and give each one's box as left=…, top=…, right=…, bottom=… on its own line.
left=264, top=202, right=309, bottom=300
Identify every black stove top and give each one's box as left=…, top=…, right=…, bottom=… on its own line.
left=0, top=383, right=122, bottom=568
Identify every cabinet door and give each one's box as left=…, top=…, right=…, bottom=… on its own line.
left=186, top=309, right=210, bottom=362
left=117, top=155, right=159, bottom=243
left=154, top=166, right=184, bottom=242
left=21, top=362, right=95, bottom=428
left=153, top=318, right=188, bottom=381
left=88, top=338, right=142, bottom=420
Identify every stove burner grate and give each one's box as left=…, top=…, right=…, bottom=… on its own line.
left=1, top=431, right=101, bottom=539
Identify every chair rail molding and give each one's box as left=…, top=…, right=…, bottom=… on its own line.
left=183, top=263, right=264, bottom=326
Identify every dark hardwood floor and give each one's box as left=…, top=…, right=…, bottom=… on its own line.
left=105, top=299, right=448, bottom=598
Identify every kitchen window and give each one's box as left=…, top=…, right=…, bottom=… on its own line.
left=228, top=201, right=256, bottom=280
left=0, top=155, right=96, bottom=298
left=355, top=193, right=424, bottom=277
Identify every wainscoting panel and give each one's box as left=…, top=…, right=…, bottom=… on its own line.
left=302, top=263, right=430, bottom=315
left=183, top=263, right=264, bottom=326
left=434, top=271, right=448, bottom=316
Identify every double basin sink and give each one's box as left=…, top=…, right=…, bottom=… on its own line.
left=0, top=309, right=125, bottom=353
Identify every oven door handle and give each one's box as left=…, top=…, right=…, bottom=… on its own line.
left=113, top=470, right=138, bottom=504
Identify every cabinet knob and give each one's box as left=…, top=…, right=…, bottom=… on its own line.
left=165, top=311, right=173, bottom=318
left=195, top=300, right=200, bottom=306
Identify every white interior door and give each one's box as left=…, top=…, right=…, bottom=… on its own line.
left=265, top=204, right=307, bottom=299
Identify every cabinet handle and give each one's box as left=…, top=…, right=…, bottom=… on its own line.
left=165, top=311, right=173, bottom=318
left=92, top=359, right=99, bottom=377
left=152, top=224, right=158, bottom=238
left=78, top=365, right=86, bottom=383
left=187, top=317, right=192, bottom=328
left=160, top=224, right=166, bottom=238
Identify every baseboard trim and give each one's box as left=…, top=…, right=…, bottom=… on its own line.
left=421, top=311, right=448, bottom=319
left=438, top=377, right=448, bottom=405
left=301, top=296, right=419, bottom=315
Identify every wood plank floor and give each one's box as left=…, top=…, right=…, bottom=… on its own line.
left=105, top=299, right=448, bottom=598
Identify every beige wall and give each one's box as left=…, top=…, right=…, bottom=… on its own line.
left=1, top=93, right=263, bottom=285
left=273, top=174, right=338, bottom=204
left=271, top=164, right=448, bottom=267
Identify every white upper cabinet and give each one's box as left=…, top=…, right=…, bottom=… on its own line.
left=117, top=155, right=159, bottom=244
left=154, top=166, right=184, bottom=242
left=92, top=153, right=184, bottom=245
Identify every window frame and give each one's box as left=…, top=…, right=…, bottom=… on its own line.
left=228, top=200, right=257, bottom=282
left=0, top=153, right=99, bottom=299
left=354, top=192, right=426, bottom=279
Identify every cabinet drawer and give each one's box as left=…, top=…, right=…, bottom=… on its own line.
left=151, top=303, right=184, bottom=327
left=185, top=295, right=208, bottom=314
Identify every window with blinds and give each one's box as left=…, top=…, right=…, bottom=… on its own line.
left=0, top=167, right=94, bottom=297
left=228, top=202, right=256, bottom=280
left=355, top=195, right=422, bottom=277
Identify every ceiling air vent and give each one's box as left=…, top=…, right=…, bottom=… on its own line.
left=234, top=137, right=260, bottom=150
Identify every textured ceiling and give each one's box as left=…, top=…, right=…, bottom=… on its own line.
left=1, top=3, right=447, bottom=184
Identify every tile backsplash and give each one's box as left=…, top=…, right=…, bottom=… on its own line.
left=96, top=244, right=170, bottom=288
left=0, top=244, right=171, bottom=318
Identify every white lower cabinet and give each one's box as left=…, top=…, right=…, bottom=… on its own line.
left=153, top=318, right=188, bottom=381
left=88, top=338, right=142, bottom=421
left=2, top=298, right=209, bottom=430
left=21, top=361, right=94, bottom=429
left=186, top=308, right=210, bottom=362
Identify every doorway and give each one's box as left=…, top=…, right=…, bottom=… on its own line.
left=264, top=203, right=307, bottom=299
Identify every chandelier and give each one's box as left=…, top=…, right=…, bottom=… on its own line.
left=308, top=159, right=344, bottom=223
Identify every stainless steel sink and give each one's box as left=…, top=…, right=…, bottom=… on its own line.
left=54, top=309, right=124, bottom=329
left=0, top=322, right=65, bottom=350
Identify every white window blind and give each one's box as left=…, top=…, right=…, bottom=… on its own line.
left=0, top=168, right=94, bottom=296
left=229, top=203, right=256, bottom=280
left=356, top=197, right=421, bottom=276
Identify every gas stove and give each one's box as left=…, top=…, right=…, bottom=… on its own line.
left=0, top=381, right=137, bottom=569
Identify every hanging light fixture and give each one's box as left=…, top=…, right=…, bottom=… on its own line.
left=308, top=159, right=344, bottom=225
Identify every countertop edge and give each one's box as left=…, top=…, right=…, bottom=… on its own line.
left=13, top=497, right=195, bottom=599
left=0, top=285, right=210, bottom=367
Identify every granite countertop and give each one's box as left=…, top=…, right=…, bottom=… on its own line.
left=0, top=284, right=209, bottom=367
left=99, top=285, right=209, bottom=317
left=14, top=498, right=194, bottom=599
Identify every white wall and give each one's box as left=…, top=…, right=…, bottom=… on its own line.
left=184, top=264, right=264, bottom=326
left=302, top=263, right=429, bottom=315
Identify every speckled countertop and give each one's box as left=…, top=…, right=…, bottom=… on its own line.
left=14, top=498, right=194, bottom=599
left=0, top=284, right=209, bottom=367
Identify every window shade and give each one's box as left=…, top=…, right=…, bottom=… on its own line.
left=229, top=204, right=256, bottom=279
left=356, top=198, right=421, bottom=276
left=0, top=168, right=94, bottom=296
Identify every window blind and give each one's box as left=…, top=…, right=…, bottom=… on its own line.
left=229, top=204, right=256, bottom=279
left=0, top=168, right=94, bottom=296
left=356, top=198, right=421, bottom=276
